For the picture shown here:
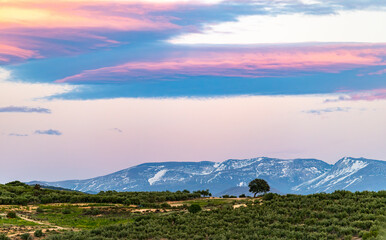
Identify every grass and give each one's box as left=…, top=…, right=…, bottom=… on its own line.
left=0, top=217, right=39, bottom=227
left=184, top=198, right=250, bottom=207
left=33, top=205, right=133, bottom=229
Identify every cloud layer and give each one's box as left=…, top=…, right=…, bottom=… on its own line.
left=55, top=44, right=386, bottom=83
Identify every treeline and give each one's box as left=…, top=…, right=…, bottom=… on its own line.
left=47, top=191, right=385, bottom=240
left=0, top=181, right=210, bottom=205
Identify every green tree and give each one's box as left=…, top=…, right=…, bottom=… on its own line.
left=248, top=179, right=270, bottom=197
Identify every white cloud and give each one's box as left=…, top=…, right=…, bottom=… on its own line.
left=0, top=67, right=75, bottom=105
left=0, top=67, right=11, bottom=82
left=169, top=10, right=386, bottom=44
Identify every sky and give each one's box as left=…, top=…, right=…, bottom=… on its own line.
left=0, top=0, right=386, bottom=183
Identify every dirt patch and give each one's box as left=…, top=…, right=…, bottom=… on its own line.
left=233, top=204, right=247, bottom=209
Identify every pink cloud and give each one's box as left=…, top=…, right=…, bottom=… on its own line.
left=326, top=89, right=386, bottom=102
left=56, top=44, right=386, bottom=83
left=0, top=44, right=40, bottom=63
left=368, top=69, right=386, bottom=76
left=0, top=0, right=185, bottom=63
left=0, top=1, right=179, bottom=30
left=343, top=89, right=386, bottom=101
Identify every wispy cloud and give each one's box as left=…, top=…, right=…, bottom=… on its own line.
left=56, top=44, right=386, bottom=83
left=111, top=128, right=123, bottom=133
left=303, top=107, right=351, bottom=115
left=34, top=129, right=62, bottom=135
left=0, top=106, right=51, bottom=113
left=326, top=89, right=386, bottom=102
left=368, top=69, right=386, bottom=76
left=8, top=133, right=29, bottom=137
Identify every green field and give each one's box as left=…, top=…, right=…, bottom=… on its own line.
left=0, top=181, right=385, bottom=239
left=43, top=191, right=386, bottom=240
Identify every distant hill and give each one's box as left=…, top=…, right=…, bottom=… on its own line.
left=28, top=184, right=80, bottom=192
left=28, top=157, right=386, bottom=195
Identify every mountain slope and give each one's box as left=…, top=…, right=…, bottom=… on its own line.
left=29, top=157, right=331, bottom=195
left=29, top=157, right=385, bottom=195
left=292, top=157, right=386, bottom=193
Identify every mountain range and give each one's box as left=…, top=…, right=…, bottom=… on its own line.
left=28, top=157, right=386, bottom=195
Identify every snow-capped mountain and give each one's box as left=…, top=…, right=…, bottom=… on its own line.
left=292, top=157, right=386, bottom=194
left=28, top=157, right=385, bottom=195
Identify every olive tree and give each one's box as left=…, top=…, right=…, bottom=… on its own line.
left=248, top=179, right=270, bottom=197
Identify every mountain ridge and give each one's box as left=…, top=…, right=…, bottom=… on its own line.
left=28, top=156, right=385, bottom=195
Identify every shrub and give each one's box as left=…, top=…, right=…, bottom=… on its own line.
left=62, top=208, right=71, bottom=214
left=20, top=233, right=33, bottom=240
left=34, top=230, right=43, bottom=237
left=6, top=211, right=16, bottom=218
left=188, top=204, right=202, bottom=214
left=161, top=203, right=171, bottom=208
left=239, top=194, right=246, bottom=198
left=36, top=207, right=44, bottom=213
left=0, top=234, right=10, bottom=240
left=263, top=193, right=278, bottom=201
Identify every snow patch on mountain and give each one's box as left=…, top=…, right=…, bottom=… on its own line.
left=291, top=157, right=384, bottom=193
left=314, top=160, right=368, bottom=187
left=148, top=169, right=167, bottom=185
left=238, top=182, right=247, bottom=187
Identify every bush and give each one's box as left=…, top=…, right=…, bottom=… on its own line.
left=263, top=193, right=278, bottom=201
left=62, top=208, right=71, bottom=214
left=34, top=230, right=43, bottom=237
left=20, top=233, right=33, bottom=240
left=36, top=207, right=44, bottom=213
left=0, top=234, right=10, bottom=240
left=161, top=203, right=171, bottom=208
left=6, top=211, right=16, bottom=218
left=188, top=204, right=202, bottom=214
left=239, top=194, right=246, bottom=198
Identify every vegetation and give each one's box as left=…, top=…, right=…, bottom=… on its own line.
left=0, top=181, right=208, bottom=205
left=45, top=190, right=385, bottom=240
left=6, top=212, right=16, bottom=219
left=188, top=204, right=202, bottom=213
left=20, top=233, right=32, bottom=240
left=1, top=180, right=385, bottom=239
left=34, top=229, right=44, bottom=237
left=249, top=178, right=270, bottom=197
left=0, top=234, right=9, bottom=240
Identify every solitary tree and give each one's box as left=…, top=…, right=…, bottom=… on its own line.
left=248, top=179, right=270, bottom=197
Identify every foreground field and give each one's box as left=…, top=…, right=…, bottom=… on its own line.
left=0, top=182, right=385, bottom=239
left=0, top=192, right=384, bottom=239
left=0, top=198, right=249, bottom=239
